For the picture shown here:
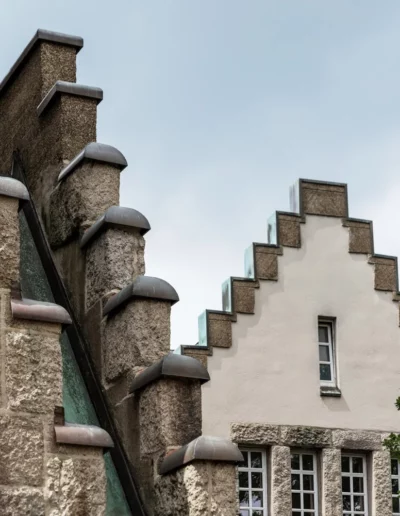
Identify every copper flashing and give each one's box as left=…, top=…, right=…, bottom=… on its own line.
left=103, top=276, right=179, bottom=317
left=0, top=29, right=83, bottom=95
left=130, top=353, right=210, bottom=393
left=55, top=422, right=114, bottom=448
left=159, top=436, right=243, bottom=475
left=59, top=143, right=128, bottom=182
left=11, top=298, right=72, bottom=325
left=37, top=81, right=103, bottom=117
left=0, top=177, right=29, bottom=202
left=80, top=206, right=150, bottom=248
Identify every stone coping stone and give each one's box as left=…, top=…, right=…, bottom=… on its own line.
left=37, top=81, right=103, bottom=116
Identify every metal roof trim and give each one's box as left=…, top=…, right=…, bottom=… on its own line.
left=103, top=276, right=179, bottom=317
left=0, top=177, right=29, bottom=201
left=0, top=29, right=83, bottom=95
left=159, top=436, right=243, bottom=475
left=80, top=206, right=150, bottom=248
left=58, top=143, right=128, bottom=182
left=55, top=422, right=114, bottom=448
left=11, top=298, right=72, bottom=325
left=129, top=353, right=210, bottom=393
left=37, top=81, right=103, bottom=117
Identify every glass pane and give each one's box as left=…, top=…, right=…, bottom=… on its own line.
left=291, top=454, right=300, bottom=471
left=251, top=452, right=262, bottom=468
left=253, top=512, right=263, bottom=516
left=392, top=459, right=399, bottom=476
left=302, top=455, right=314, bottom=471
left=353, top=495, right=364, bottom=511
left=239, top=451, right=249, bottom=468
left=342, top=476, right=351, bottom=492
left=318, top=325, right=329, bottom=342
left=393, top=478, right=399, bottom=495
left=239, top=490, right=249, bottom=507
left=291, top=474, right=300, bottom=490
left=303, top=474, right=314, bottom=491
left=303, top=493, right=315, bottom=510
left=341, top=456, right=350, bottom=472
left=239, top=471, right=249, bottom=488
left=303, top=514, right=314, bottom=516
left=292, top=492, right=301, bottom=509
left=251, top=472, right=262, bottom=489
left=240, top=511, right=249, bottom=516
left=319, top=345, right=330, bottom=362
left=353, top=476, right=364, bottom=493
left=352, top=457, right=363, bottom=473
left=393, top=496, right=400, bottom=513
left=342, top=495, right=351, bottom=510
left=251, top=491, right=263, bottom=508
left=319, top=363, right=332, bottom=381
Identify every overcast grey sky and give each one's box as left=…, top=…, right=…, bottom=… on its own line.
left=2, top=1, right=400, bottom=348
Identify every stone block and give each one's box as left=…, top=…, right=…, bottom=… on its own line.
left=280, top=425, right=332, bottom=448
left=332, top=429, right=382, bottom=450
left=49, top=160, right=120, bottom=247
left=85, top=227, right=145, bottom=310
left=278, top=214, right=301, bottom=247
left=343, top=221, right=373, bottom=254
left=372, top=450, right=392, bottom=516
left=182, top=348, right=210, bottom=368
left=322, top=448, right=342, bottom=516
left=301, top=181, right=347, bottom=217
left=255, top=247, right=279, bottom=280
left=5, top=330, right=62, bottom=413
left=0, top=486, right=44, bottom=516
left=232, top=280, right=256, bottom=314
left=0, top=197, right=20, bottom=289
left=271, top=445, right=291, bottom=516
left=208, top=312, right=232, bottom=349
left=139, top=378, right=202, bottom=456
left=231, top=422, right=279, bottom=445
left=370, top=257, right=397, bottom=292
left=104, top=299, right=171, bottom=382
left=0, top=413, right=44, bottom=486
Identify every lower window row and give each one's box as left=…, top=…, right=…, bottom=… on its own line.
left=238, top=449, right=400, bottom=516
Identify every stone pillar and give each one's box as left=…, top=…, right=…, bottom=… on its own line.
left=372, top=450, right=392, bottom=516
left=322, top=448, right=342, bottom=516
left=271, top=445, right=291, bottom=516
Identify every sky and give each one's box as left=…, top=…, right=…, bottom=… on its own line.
left=1, top=1, right=400, bottom=348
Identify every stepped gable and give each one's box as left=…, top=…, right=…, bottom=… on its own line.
left=178, top=178, right=399, bottom=367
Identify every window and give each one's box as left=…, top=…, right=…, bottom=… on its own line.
left=392, top=459, right=400, bottom=515
left=291, top=451, right=318, bottom=515
left=341, top=455, right=368, bottom=515
left=318, top=320, right=336, bottom=386
left=238, top=449, right=267, bottom=516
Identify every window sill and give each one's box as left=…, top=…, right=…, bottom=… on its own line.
left=320, top=385, right=341, bottom=398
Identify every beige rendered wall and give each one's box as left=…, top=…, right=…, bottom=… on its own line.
left=202, top=215, right=400, bottom=437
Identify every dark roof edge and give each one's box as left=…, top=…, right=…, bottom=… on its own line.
left=130, top=353, right=210, bottom=393
left=11, top=298, right=72, bottom=325
left=59, top=143, right=128, bottom=182
left=0, top=29, right=83, bottom=95
left=37, top=81, right=103, bottom=116
left=80, top=206, right=150, bottom=248
left=55, top=422, right=114, bottom=448
left=0, top=177, right=29, bottom=201
left=159, top=436, right=243, bottom=475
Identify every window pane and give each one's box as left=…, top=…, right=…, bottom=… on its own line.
left=342, top=495, right=351, bottom=510
left=239, top=490, right=249, bottom=507
left=319, top=363, right=332, bottom=381
left=318, top=325, right=329, bottom=342
left=251, top=491, right=263, bottom=507
left=319, top=344, right=330, bottom=362
left=342, top=476, right=350, bottom=492
left=303, top=474, right=314, bottom=491
left=239, top=471, right=249, bottom=488
left=353, top=495, right=364, bottom=511
left=353, top=476, right=363, bottom=493
left=251, top=472, right=262, bottom=489
left=303, top=493, right=315, bottom=510
left=292, top=492, right=301, bottom=509
left=341, top=456, right=350, bottom=472
left=240, top=511, right=249, bottom=516
left=291, top=454, right=300, bottom=471
left=393, top=478, right=399, bottom=495
left=239, top=451, right=249, bottom=468
left=291, top=474, right=300, bottom=490
left=253, top=512, right=263, bottom=516
left=392, top=459, right=399, bottom=476
left=251, top=452, right=262, bottom=468
left=302, top=455, right=314, bottom=471
left=352, top=457, right=363, bottom=473
left=393, top=496, right=400, bottom=513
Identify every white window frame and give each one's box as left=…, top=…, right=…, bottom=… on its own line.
left=238, top=448, right=267, bottom=516
left=391, top=458, right=400, bottom=516
left=341, top=454, right=369, bottom=516
left=318, top=319, right=336, bottom=387
left=291, top=450, right=319, bottom=516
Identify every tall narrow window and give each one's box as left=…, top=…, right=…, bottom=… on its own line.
left=291, top=451, right=318, bottom=515
left=238, top=449, right=267, bottom=516
left=341, top=455, right=368, bottom=515
left=318, top=320, right=336, bottom=386
left=391, top=459, right=400, bottom=515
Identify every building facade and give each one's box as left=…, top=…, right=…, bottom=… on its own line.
left=0, top=29, right=399, bottom=515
